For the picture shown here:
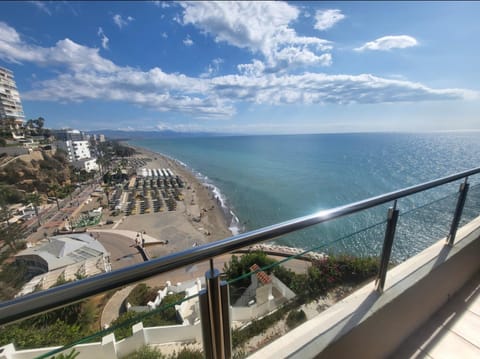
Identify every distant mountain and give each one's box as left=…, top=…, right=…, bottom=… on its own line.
left=86, top=130, right=230, bottom=140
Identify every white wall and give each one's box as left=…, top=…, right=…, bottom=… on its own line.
left=0, top=322, right=202, bottom=359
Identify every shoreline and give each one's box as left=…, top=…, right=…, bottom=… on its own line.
left=113, top=142, right=233, bottom=257
left=137, top=145, right=241, bottom=235
left=125, top=142, right=241, bottom=232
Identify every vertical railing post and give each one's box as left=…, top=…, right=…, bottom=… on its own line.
left=199, top=259, right=232, bottom=359
left=376, top=201, right=399, bottom=293
left=447, top=178, right=470, bottom=246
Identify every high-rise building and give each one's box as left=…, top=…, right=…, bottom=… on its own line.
left=0, top=67, right=25, bottom=132
left=57, top=140, right=92, bottom=162
left=54, top=128, right=99, bottom=172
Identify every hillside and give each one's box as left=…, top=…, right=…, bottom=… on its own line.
left=0, top=150, right=74, bottom=198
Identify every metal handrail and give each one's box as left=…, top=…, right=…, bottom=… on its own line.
left=1, top=166, right=479, bottom=325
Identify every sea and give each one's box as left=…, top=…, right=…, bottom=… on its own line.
left=130, top=132, right=480, bottom=262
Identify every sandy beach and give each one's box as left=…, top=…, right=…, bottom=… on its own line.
left=108, top=144, right=233, bottom=259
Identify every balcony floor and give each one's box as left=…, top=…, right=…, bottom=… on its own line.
left=392, top=270, right=480, bottom=359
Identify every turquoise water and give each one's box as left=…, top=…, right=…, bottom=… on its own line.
left=130, top=132, right=480, bottom=260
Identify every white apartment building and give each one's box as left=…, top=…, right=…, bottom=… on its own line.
left=0, top=67, right=25, bottom=131
left=57, top=140, right=91, bottom=162
left=54, top=129, right=99, bottom=172
left=76, top=158, right=99, bottom=172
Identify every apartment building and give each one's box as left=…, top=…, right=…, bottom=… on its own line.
left=0, top=67, right=25, bottom=132
left=54, top=129, right=99, bottom=172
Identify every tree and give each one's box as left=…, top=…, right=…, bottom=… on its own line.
left=25, top=119, right=35, bottom=136
left=0, top=221, right=26, bottom=250
left=223, top=251, right=276, bottom=301
left=0, top=186, right=22, bottom=224
left=33, top=117, right=45, bottom=135
left=48, top=184, right=61, bottom=211
left=103, top=186, right=110, bottom=205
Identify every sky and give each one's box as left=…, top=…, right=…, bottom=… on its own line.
left=0, top=1, right=479, bottom=134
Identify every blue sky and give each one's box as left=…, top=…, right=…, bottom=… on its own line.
left=0, top=1, right=479, bottom=134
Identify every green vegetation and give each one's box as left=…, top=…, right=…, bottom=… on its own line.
left=0, top=260, right=28, bottom=301
left=51, top=349, right=80, bottom=359
left=0, top=221, right=26, bottom=252
left=124, top=345, right=164, bottom=359
left=111, top=141, right=136, bottom=157
left=224, top=251, right=276, bottom=301
left=126, top=283, right=161, bottom=306
left=0, top=152, right=72, bottom=193
left=286, top=309, right=307, bottom=329
left=24, top=117, right=46, bottom=136
left=0, top=184, right=24, bottom=205
left=224, top=251, right=379, bottom=351
left=124, top=346, right=203, bottom=359
left=0, top=279, right=106, bottom=349
left=232, top=305, right=291, bottom=348
left=224, top=251, right=378, bottom=303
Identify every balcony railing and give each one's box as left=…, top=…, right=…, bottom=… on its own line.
left=1, top=167, right=480, bottom=358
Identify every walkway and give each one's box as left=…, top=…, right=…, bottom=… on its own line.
left=393, top=270, right=480, bottom=358
left=88, top=229, right=167, bottom=245
left=101, top=285, right=135, bottom=328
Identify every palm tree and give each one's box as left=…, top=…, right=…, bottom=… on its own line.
left=103, top=186, right=110, bottom=205
left=0, top=221, right=26, bottom=250
left=33, top=117, right=45, bottom=135
left=26, top=119, right=35, bottom=136
left=24, top=192, right=42, bottom=226
left=48, top=184, right=61, bottom=211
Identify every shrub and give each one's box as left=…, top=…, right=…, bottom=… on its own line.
left=174, top=348, right=204, bottom=359
left=111, top=292, right=185, bottom=340
left=123, top=346, right=203, bottom=359
left=124, top=345, right=166, bottom=359
left=286, top=309, right=307, bottom=329
left=51, top=349, right=80, bottom=359
left=126, top=283, right=160, bottom=306
left=111, top=310, right=139, bottom=340
left=224, top=251, right=276, bottom=301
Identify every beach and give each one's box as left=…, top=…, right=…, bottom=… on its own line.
left=107, top=144, right=233, bottom=259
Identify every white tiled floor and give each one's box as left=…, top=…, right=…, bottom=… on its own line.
left=392, top=271, right=480, bottom=358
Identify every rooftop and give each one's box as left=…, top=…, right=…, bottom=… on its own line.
left=16, top=233, right=107, bottom=271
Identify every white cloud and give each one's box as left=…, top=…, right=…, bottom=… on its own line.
left=355, top=35, right=418, bottom=51
left=97, top=27, right=109, bottom=50
left=29, top=1, right=52, bottom=16
left=113, top=14, right=134, bottom=29
left=180, top=1, right=332, bottom=72
left=200, top=58, right=224, bottom=78
left=314, top=9, right=345, bottom=31
left=152, top=1, right=170, bottom=8
left=183, top=35, right=194, bottom=46
left=154, top=122, right=207, bottom=133
left=210, top=73, right=474, bottom=106
left=237, top=60, right=266, bottom=77
left=0, top=22, right=474, bottom=122
left=161, top=32, right=168, bottom=39
left=0, top=22, right=117, bottom=71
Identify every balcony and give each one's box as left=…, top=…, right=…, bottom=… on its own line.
left=0, top=168, right=479, bottom=359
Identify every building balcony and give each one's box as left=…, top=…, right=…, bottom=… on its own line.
left=0, top=168, right=479, bottom=359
